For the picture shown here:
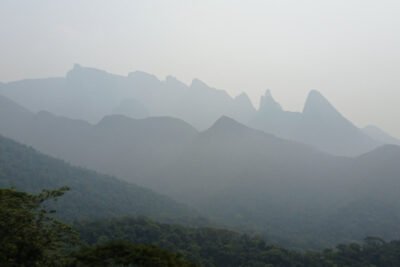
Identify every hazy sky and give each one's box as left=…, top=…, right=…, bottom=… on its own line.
left=1, top=0, right=399, bottom=137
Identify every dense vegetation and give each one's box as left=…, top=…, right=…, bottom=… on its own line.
left=76, top=217, right=270, bottom=266
left=2, top=130, right=400, bottom=266
left=75, top=217, right=400, bottom=267
left=2, top=186, right=400, bottom=266
left=0, top=187, right=195, bottom=267
left=72, top=241, right=195, bottom=267
left=0, top=187, right=77, bottom=266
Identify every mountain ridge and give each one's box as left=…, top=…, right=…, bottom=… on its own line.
left=0, top=65, right=386, bottom=156
left=1, top=94, right=400, bottom=247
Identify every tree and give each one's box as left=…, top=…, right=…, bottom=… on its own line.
left=0, top=187, right=78, bottom=266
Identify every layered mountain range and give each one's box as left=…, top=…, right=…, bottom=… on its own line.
left=2, top=65, right=398, bottom=156
left=1, top=88, right=400, bottom=247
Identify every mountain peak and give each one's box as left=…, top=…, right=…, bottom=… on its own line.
left=190, top=78, right=210, bottom=89
left=234, top=92, right=252, bottom=104
left=259, top=90, right=282, bottom=113
left=303, top=90, right=338, bottom=116
left=305, top=90, right=326, bottom=102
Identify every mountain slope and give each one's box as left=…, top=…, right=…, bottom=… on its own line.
left=319, top=144, right=400, bottom=244
left=362, top=125, right=400, bottom=145
left=161, top=117, right=351, bottom=236
left=0, top=135, right=195, bottom=221
left=157, top=117, right=400, bottom=247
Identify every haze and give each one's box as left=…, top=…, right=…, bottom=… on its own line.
left=3, top=1, right=400, bottom=264
left=1, top=0, right=399, bottom=137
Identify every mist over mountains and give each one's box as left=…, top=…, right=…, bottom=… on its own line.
left=0, top=64, right=255, bottom=130
left=1, top=75, right=400, bottom=248
left=2, top=65, right=398, bottom=156
left=3, top=0, right=400, bottom=264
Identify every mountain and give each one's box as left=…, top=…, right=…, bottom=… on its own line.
left=161, top=117, right=400, bottom=247
left=0, top=93, right=198, bottom=189
left=0, top=64, right=255, bottom=129
left=2, top=91, right=400, bottom=247
left=250, top=90, right=380, bottom=156
left=320, top=144, right=400, bottom=242
left=159, top=117, right=353, bottom=244
left=362, top=125, right=400, bottom=145
left=1, top=65, right=385, bottom=156
left=0, top=134, right=195, bottom=221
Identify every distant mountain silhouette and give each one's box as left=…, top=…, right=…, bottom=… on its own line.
left=0, top=64, right=255, bottom=129
left=0, top=65, right=386, bottom=156
left=0, top=64, right=384, bottom=156
left=250, top=90, right=380, bottom=156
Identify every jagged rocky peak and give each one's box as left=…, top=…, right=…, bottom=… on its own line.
left=234, top=93, right=256, bottom=110
left=303, top=90, right=339, bottom=116
left=235, top=92, right=251, bottom=103
left=259, top=89, right=282, bottom=113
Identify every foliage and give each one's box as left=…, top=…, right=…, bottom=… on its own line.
left=2, top=186, right=400, bottom=267
left=0, top=187, right=195, bottom=267
left=76, top=217, right=400, bottom=267
left=0, top=187, right=78, bottom=266
left=70, top=241, right=195, bottom=267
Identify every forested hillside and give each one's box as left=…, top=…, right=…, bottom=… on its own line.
left=0, top=135, right=196, bottom=221
left=3, top=185, right=400, bottom=267
left=76, top=217, right=400, bottom=267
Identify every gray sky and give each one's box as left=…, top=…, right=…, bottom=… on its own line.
left=1, top=0, right=399, bottom=137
